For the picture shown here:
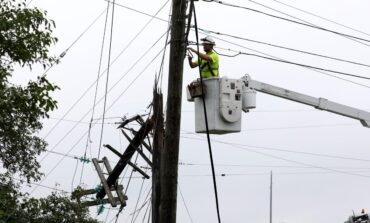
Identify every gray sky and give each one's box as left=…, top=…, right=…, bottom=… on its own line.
left=20, top=0, right=370, bottom=222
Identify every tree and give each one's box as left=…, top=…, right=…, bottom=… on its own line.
left=0, top=0, right=58, bottom=182
left=0, top=1, right=100, bottom=222
left=0, top=183, right=99, bottom=223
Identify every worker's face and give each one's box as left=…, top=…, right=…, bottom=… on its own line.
left=203, top=44, right=213, bottom=52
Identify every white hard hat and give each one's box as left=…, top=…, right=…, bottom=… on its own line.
left=201, top=36, right=215, bottom=45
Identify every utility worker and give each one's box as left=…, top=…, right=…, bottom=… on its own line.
left=187, top=36, right=219, bottom=78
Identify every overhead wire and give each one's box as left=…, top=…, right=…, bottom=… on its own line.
left=199, top=28, right=370, bottom=68
left=40, top=30, right=168, bottom=163
left=181, top=133, right=370, bottom=163
left=191, top=2, right=222, bottom=223
left=81, top=0, right=111, bottom=187
left=179, top=162, right=370, bottom=170
left=181, top=135, right=370, bottom=178
left=201, top=0, right=370, bottom=44
left=30, top=43, right=167, bottom=194
left=205, top=33, right=370, bottom=89
left=214, top=47, right=370, bottom=80
left=98, top=0, right=116, bottom=159
left=270, top=0, right=370, bottom=39
left=155, top=0, right=172, bottom=88
left=244, top=0, right=370, bottom=47
left=100, top=1, right=370, bottom=88
left=41, top=8, right=108, bottom=76
left=44, top=148, right=370, bottom=170
left=42, top=0, right=169, bottom=142
left=178, top=184, right=195, bottom=223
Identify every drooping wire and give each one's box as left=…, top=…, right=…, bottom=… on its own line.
left=202, top=0, right=370, bottom=44
left=213, top=47, right=370, bottom=80
left=80, top=0, right=111, bottom=187
left=191, top=2, right=222, bottom=223
left=98, top=0, right=116, bottom=159
left=199, top=28, right=370, bottom=68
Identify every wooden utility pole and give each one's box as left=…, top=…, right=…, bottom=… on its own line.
left=270, top=171, right=273, bottom=223
left=159, top=0, right=188, bottom=222
left=152, top=88, right=164, bottom=223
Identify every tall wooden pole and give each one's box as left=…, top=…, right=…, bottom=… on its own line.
left=270, top=171, right=273, bottom=223
left=160, top=0, right=188, bottom=222
left=152, top=89, right=163, bottom=223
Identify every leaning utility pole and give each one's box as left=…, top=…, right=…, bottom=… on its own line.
left=159, top=0, right=188, bottom=222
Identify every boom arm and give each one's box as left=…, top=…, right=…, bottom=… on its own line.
left=242, top=76, right=370, bottom=128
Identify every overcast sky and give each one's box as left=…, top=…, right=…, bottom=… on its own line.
left=20, top=0, right=370, bottom=222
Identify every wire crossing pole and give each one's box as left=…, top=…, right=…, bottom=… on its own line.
left=160, top=0, right=188, bottom=222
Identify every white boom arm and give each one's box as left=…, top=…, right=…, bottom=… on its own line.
left=242, top=76, right=370, bottom=128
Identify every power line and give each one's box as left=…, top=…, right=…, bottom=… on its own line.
left=179, top=162, right=370, bottom=170
left=43, top=1, right=168, bottom=141
left=82, top=1, right=111, bottom=187
left=178, top=184, right=195, bottom=223
left=105, top=0, right=167, bottom=23
left=205, top=34, right=370, bottom=88
left=181, top=133, right=370, bottom=163
left=40, top=30, right=168, bottom=163
left=202, top=0, right=370, bottom=44
left=98, top=0, right=116, bottom=159
left=198, top=28, right=370, bottom=68
left=32, top=45, right=166, bottom=194
left=41, top=8, right=108, bottom=76
left=100, top=1, right=370, bottom=88
left=216, top=47, right=370, bottom=80
left=270, top=0, right=370, bottom=38
left=43, top=149, right=370, bottom=171
left=245, top=0, right=370, bottom=47
left=182, top=135, right=370, bottom=179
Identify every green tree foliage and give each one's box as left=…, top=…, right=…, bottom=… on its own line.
left=0, top=0, right=59, bottom=182
left=0, top=183, right=99, bottom=223
left=0, top=1, right=101, bottom=222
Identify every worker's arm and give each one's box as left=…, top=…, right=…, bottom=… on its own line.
left=188, top=56, right=197, bottom=68
left=187, top=47, right=213, bottom=62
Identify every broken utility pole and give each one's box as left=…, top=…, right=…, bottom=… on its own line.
left=160, top=0, right=188, bottom=222
left=152, top=88, right=164, bottom=223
